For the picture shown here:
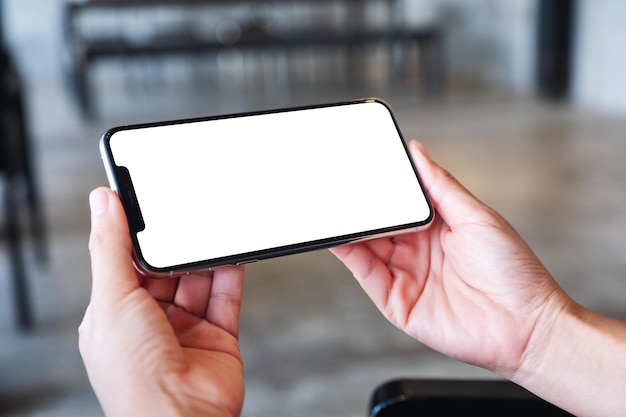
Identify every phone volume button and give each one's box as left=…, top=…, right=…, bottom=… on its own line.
left=236, top=260, right=258, bottom=266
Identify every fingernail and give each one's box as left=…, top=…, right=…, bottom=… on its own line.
left=89, top=188, right=109, bottom=217
left=410, top=140, right=429, bottom=158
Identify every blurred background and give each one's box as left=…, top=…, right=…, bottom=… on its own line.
left=1, top=0, right=626, bottom=416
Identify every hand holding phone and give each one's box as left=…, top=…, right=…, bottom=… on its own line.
left=100, top=98, right=433, bottom=277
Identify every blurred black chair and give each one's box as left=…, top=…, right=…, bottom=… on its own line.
left=1, top=46, right=47, bottom=330
left=369, top=379, right=574, bottom=417
left=63, top=0, right=445, bottom=119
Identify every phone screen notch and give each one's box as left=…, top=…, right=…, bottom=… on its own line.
left=115, top=165, right=146, bottom=235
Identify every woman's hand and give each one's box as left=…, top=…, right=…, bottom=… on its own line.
left=331, top=141, right=568, bottom=377
left=80, top=187, right=244, bottom=417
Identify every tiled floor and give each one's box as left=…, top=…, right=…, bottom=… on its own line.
left=3, top=3, right=626, bottom=417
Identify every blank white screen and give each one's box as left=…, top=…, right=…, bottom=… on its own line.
left=108, top=101, right=431, bottom=269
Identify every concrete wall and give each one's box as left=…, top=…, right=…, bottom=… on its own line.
left=403, top=0, right=626, bottom=115
left=402, top=0, right=538, bottom=93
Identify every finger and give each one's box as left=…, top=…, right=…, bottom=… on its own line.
left=408, top=140, right=488, bottom=227
left=329, top=243, right=392, bottom=310
left=172, top=272, right=214, bottom=317
left=362, top=237, right=395, bottom=264
left=330, top=235, right=395, bottom=266
left=143, top=276, right=180, bottom=304
left=206, top=266, right=244, bottom=338
left=88, top=187, right=139, bottom=305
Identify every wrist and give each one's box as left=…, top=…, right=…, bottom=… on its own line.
left=509, top=290, right=575, bottom=385
left=510, top=293, right=626, bottom=416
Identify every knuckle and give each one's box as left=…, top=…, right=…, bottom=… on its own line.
left=88, top=227, right=107, bottom=253
left=213, top=291, right=242, bottom=308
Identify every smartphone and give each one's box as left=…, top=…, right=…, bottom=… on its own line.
left=100, top=98, right=433, bottom=277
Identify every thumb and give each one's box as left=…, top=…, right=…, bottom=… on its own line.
left=88, top=187, right=139, bottom=304
left=408, top=140, right=490, bottom=228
